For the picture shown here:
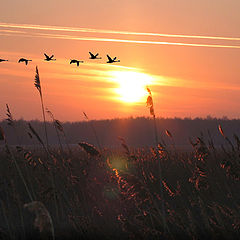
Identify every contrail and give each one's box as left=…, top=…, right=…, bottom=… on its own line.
left=1, top=22, right=240, bottom=42
left=1, top=31, right=240, bottom=50
left=0, top=29, right=25, bottom=34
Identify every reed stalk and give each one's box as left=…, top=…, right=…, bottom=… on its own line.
left=83, top=111, right=101, bottom=150
left=0, top=126, right=33, bottom=202
left=34, top=66, right=49, bottom=148
left=146, top=87, right=167, bottom=233
left=46, top=108, right=64, bottom=154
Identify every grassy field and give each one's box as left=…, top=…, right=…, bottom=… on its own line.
left=0, top=130, right=239, bottom=240
left=0, top=69, right=239, bottom=239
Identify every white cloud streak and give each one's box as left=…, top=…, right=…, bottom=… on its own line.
left=1, top=22, right=240, bottom=41
left=1, top=30, right=240, bottom=50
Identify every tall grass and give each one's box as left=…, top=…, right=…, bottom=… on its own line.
left=34, top=66, right=49, bottom=147
left=146, top=87, right=167, bottom=233
left=83, top=111, right=102, bottom=150
left=0, top=126, right=33, bottom=202
left=46, top=108, right=64, bottom=154
left=0, top=68, right=239, bottom=240
left=0, top=125, right=240, bottom=239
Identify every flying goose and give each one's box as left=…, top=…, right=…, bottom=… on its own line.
left=89, top=52, right=101, bottom=59
left=106, top=54, right=120, bottom=63
left=18, top=58, right=32, bottom=65
left=44, top=53, right=56, bottom=61
left=70, top=59, right=84, bottom=67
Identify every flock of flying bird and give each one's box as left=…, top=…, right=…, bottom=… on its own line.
left=0, top=52, right=120, bottom=66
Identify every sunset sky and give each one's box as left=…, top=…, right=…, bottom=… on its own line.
left=1, top=1, right=240, bottom=121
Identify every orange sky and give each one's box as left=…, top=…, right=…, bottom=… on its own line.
left=1, top=1, right=240, bottom=121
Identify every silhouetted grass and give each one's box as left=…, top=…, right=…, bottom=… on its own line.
left=0, top=130, right=239, bottom=240
left=0, top=68, right=239, bottom=240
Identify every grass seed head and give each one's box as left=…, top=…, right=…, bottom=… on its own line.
left=34, top=66, right=41, bottom=93
left=78, top=142, right=100, bottom=156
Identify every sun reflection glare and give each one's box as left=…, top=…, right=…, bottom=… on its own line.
left=110, top=71, right=153, bottom=103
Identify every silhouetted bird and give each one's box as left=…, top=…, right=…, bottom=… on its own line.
left=44, top=53, right=56, bottom=61
left=18, top=58, right=32, bottom=65
left=70, top=59, right=84, bottom=67
left=89, top=52, right=101, bottom=59
left=0, top=59, right=8, bottom=62
left=106, top=55, right=120, bottom=63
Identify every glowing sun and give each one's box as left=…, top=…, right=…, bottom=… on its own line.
left=111, top=71, right=153, bottom=103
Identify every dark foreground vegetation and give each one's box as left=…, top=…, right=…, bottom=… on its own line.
left=0, top=70, right=239, bottom=239
left=0, top=127, right=239, bottom=240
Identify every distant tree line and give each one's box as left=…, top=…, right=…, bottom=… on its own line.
left=1, top=117, right=240, bottom=149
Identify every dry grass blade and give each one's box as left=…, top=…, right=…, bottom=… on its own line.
left=83, top=111, right=89, bottom=120
left=24, top=201, right=55, bottom=240
left=0, top=126, right=5, bottom=141
left=28, top=123, right=44, bottom=146
left=16, top=146, right=33, bottom=164
left=54, top=120, right=64, bottom=132
left=82, top=111, right=101, bottom=150
left=218, top=124, right=225, bottom=138
left=118, top=137, right=130, bottom=156
left=27, top=131, right=33, bottom=139
left=218, top=125, right=235, bottom=151
left=46, top=108, right=64, bottom=132
left=46, top=108, right=54, bottom=119
left=165, top=130, right=172, bottom=138
left=78, top=142, right=100, bottom=156
left=233, top=134, right=240, bottom=150
left=162, top=180, right=174, bottom=197
left=28, top=123, right=50, bottom=163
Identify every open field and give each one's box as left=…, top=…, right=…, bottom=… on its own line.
left=0, top=127, right=239, bottom=239
left=0, top=68, right=239, bottom=239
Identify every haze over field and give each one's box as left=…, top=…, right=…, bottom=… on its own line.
left=1, top=1, right=240, bottom=121
left=0, top=117, right=239, bottom=149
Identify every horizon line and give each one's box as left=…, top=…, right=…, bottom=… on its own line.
left=0, top=116, right=237, bottom=123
